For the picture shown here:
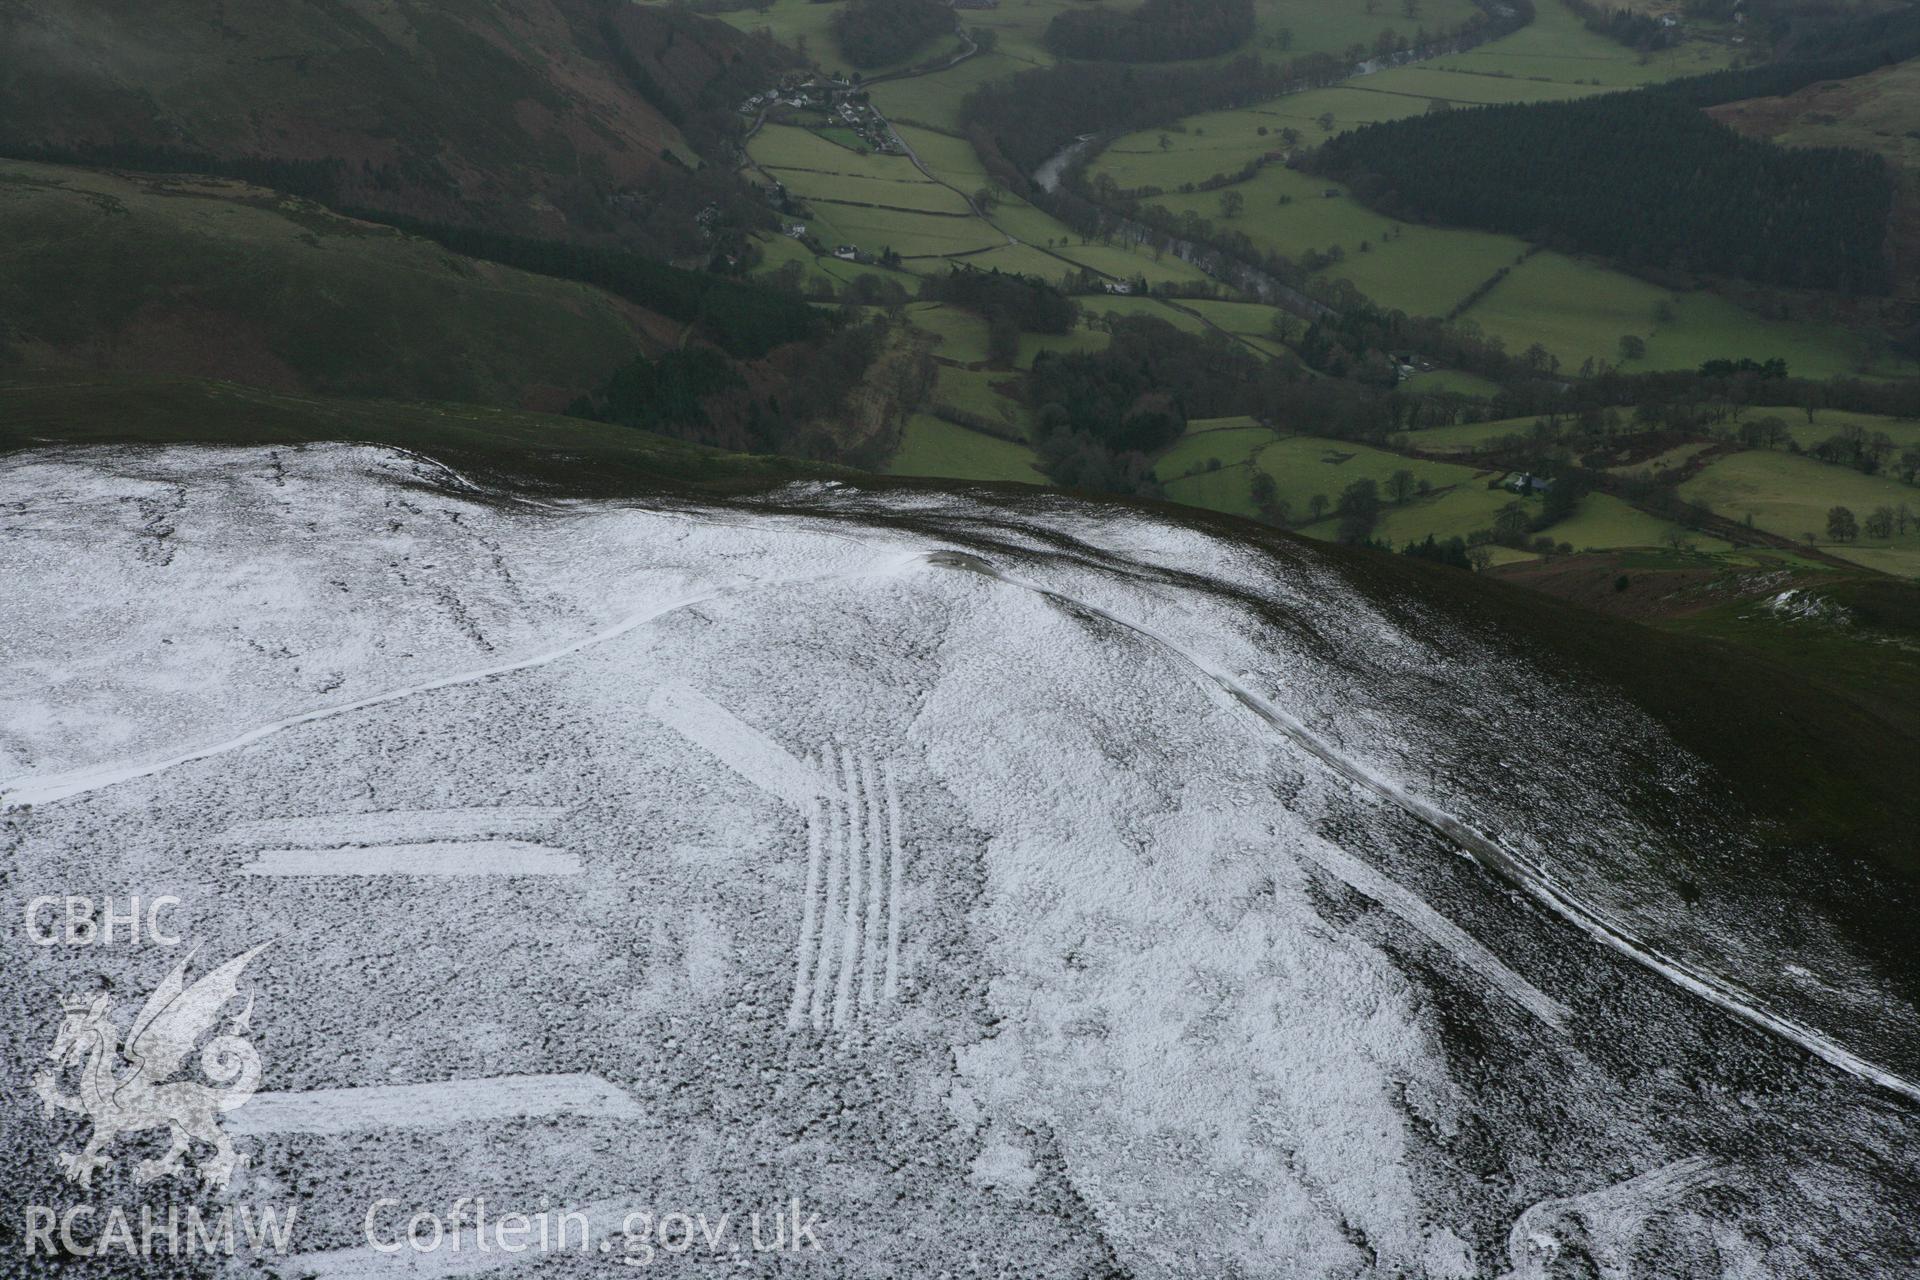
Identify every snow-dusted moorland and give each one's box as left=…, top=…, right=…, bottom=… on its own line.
left=2, top=444, right=1915, bottom=1277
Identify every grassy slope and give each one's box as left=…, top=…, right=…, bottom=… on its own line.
left=885, top=413, right=1047, bottom=482
left=0, top=163, right=679, bottom=408
left=1681, top=448, right=1920, bottom=575
left=0, top=162, right=679, bottom=409
left=0, top=0, right=789, bottom=226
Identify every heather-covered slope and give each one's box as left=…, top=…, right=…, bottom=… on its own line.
left=0, top=0, right=791, bottom=241
left=0, top=162, right=685, bottom=408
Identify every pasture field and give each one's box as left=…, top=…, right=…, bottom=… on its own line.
left=1247, top=436, right=1482, bottom=516
left=1548, top=493, right=1734, bottom=552
left=894, top=125, right=990, bottom=185
left=1163, top=461, right=1262, bottom=516
left=1177, top=298, right=1287, bottom=340
left=779, top=169, right=973, bottom=214
left=1162, top=166, right=1399, bottom=248
left=1236, top=334, right=1291, bottom=359
left=750, top=125, right=919, bottom=179
left=1426, top=0, right=1732, bottom=88
left=1347, top=66, right=1605, bottom=105
left=1405, top=370, right=1501, bottom=397
left=1453, top=250, right=1666, bottom=371
left=1153, top=420, right=1281, bottom=481
left=909, top=301, right=992, bottom=364
left=1779, top=412, right=1920, bottom=453
left=1395, top=416, right=1543, bottom=454
left=816, top=126, right=869, bottom=151
left=1245, top=0, right=1480, bottom=64
left=946, top=0, right=1086, bottom=67
left=1048, top=242, right=1218, bottom=287
left=886, top=412, right=1047, bottom=483
left=982, top=198, right=1087, bottom=249
left=1137, top=165, right=1534, bottom=319
left=1326, top=229, right=1530, bottom=319
left=1366, top=483, right=1524, bottom=546
left=1626, top=290, right=1882, bottom=381
left=1680, top=450, right=1920, bottom=574
left=1081, top=295, right=1212, bottom=334
left=930, top=365, right=1032, bottom=435
left=868, top=50, right=1033, bottom=132
left=937, top=241, right=1069, bottom=277
left=1092, top=89, right=1423, bottom=189
left=1169, top=298, right=1303, bottom=360
left=1016, top=324, right=1110, bottom=367
left=816, top=203, right=1005, bottom=257
left=1451, top=252, right=1883, bottom=379
left=750, top=231, right=923, bottom=293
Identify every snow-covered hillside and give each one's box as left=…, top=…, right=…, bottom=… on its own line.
left=2, top=444, right=1915, bottom=1277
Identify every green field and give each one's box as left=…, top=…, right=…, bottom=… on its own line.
left=1367, top=483, right=1526, bottom=546
left=1626, top=289, right=1884, bottom=380
left=1164, top=434, right=1486, bottom=520
left=777, top=169, right=973, bottom=214
left=1778, top=411, right=1920, bottom=454
left=750, top=124, right=920, bottom=179
left=1250, top=436, right=1483, bottom=514
left=1405, top=369, right=1501, bottom=397
left=1456, top=250, right=1667, bottom=371
left=886, top=412, right=1047, bottom=483
left=1153, top=420, right=1280, bottom=481
left=1051, top=242, right=1218, bottom=287
left=908, top=301, right=993, bottom=364
left=1680, top=450, right=1920, bottom=575
left=1015, top=322, right=1111, bottom=367
left=895, top=125, right=992, bottom=185
left=1246, top=0, right=1482, bottom=64
left=944, top=241, right=1073, bottom=277
left=749, top=125, right=1010, bottom=259
left=868, top=50, right=1036, bottom=132
left=751, top=231, right=930, bottom=297
left=1548, top=492, right=1733, bottom=552
left=1424, top=0, right=1732, bottom=87
left=1451, top=251, right=1880, bottom=378
left=1093, top=89, right=1426, bottom=189
left=820, top=204, right=1005, bottom=258
left=1397, top=415, right=1557, bottom=454
left=930, top=364, right=1031, bottom=436
left=1177, top=298, right=1287, bottom=339
left=1083, top=295, right=1212, bottom=333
